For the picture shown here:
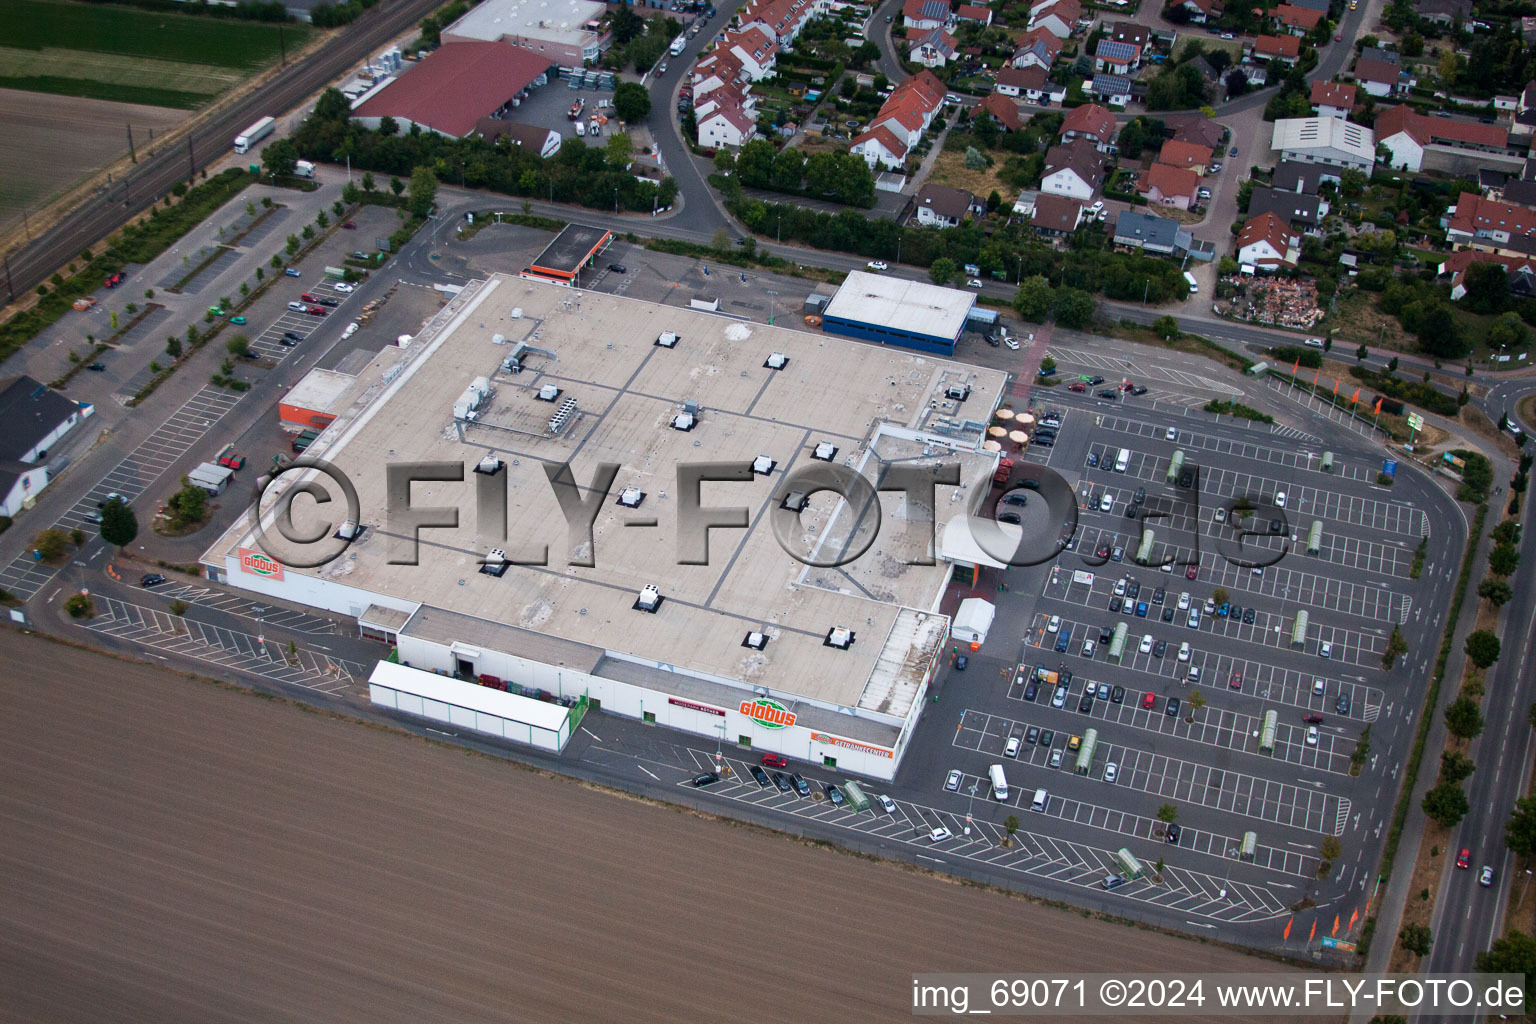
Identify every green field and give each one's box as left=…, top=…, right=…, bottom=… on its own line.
left=0, top=0, right=308, bottom=70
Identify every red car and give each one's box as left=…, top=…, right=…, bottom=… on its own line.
left=342, top=221, right=356, bottom=229
left=761, top=754, right=788, bottom=768
left=1185, top=564, right=1199, bottom=580
left=1456, top=848, right=1471, bottom=869
left=1229, top=672, right=1242, bottom=690
left=217, top=452, right=245, bottom=470
left=1303, top=713, right=1324, bottom=724
left=306, top=305, right=327, bottom=316
left=1141, top=691, right=1156, bottom=710
left=300, top=292, right=319, bottom=303
left=104, top=271, right=124, bottom=288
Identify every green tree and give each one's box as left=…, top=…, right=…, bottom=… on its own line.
left=1013, top=275, right=1053, bottom=321
left=32, top=528, right=69, bottom=561
left=1004, top=813, right=1020, bottom=839
left=1489, top=311, right=1528, bottom=351
left=1506, top=797, right=1536, bottom=858
left=390, top=176, right=405, bottom=197
left=1445, top=696, right=1485, bottom=741
left=285, top=234, right=301, bottom=256
left=1465, top=630, right=1501, bottom=669
left=929, top=257, right=958, bottom=286
left=407, top=166, right=438, bottom=218
left=261, top=137, right=298, bottom=179
left=1053, top=288, right=1095, bottom=329
left=1478, top=578, right=1513, bottom=606
left=1461, top=261, right=1511, bottom=314
left=1157, top=803, right=1179, bottom=823
left=963, top=146, right=989, bottom=170
left=614, top=81, right=652, bottom=122
left=1382, top=626, right=1408, bottom=670
left=1490, top=543, right=1520, bottom=576
left=361, top=171, right=376, bottom=192
left=1475, top=931, right=1536, bottom=1007
left=1422, top=780, right=1469, bottom=827
left=225, top=334, right=252, bottom=359
left=1440, top=750, right=1475, bottom=784
left=1152, top=315, right=1180, bottom=340
left=169, top=484, right=207, bottom=528
left=806, top=151, right=840, bottom=196
left=100, top=497, right=138, bottom=548
left=1398, top=923, right=1432, bottom=957
left=605, top=131, right=633, bottom=166
left=1356, top=344, right=1369, bottom=361
left=735, top=138, right=776, bottom=188
left=165, top=336, right=182, bottom=359
left=1321, top=835, right=1342, bottom=860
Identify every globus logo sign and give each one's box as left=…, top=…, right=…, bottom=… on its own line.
left=740, top=697, right=795, bottom=729
left=239, top=546, right=285, bottom=580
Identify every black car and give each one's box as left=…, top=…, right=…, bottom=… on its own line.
left=1162, top=607, right=1176, bottom=622
left=1002, top=493, right=1028, bottom=506
left=1022, top=477, right=1042, bottom=489
left=1152, top=587, right=1165, bottom=605
left=1166, top=824, right=1182, bottom=845
left=1023, top=678, right=1040, bottom=701
left=1059, top=669, right=1072, bottom=687
left=1131, top=385, right=1148, bottom=395
left=771, top=771, right=792, bottom=792
left=1127, top=581, right=1141, bottom=599
left=1111, top=685, right=1125, bottom=704
left=1109, top=596, right=1123, bottom=612
left=1166, top=697, right=1181, bottom=717
left=140, top=573, right=167, bottom=587
left=1152, top=640, right=1166, bottom=658
left=609, top=264, right=627, bottom=273
left=791, top=773, right=811, bottom=796
left=316, top=297, right=339, bottom=307
left=1087, top=453, right=1099, bottom=468
left=1078, top=693, right=1094, bottom=713
left=1178, top=471, right=1193, bottom=488
left=1034, top=436, right=1054, bottom=447
left=1336, top=693, right=1351, bottom=715
left=1039, top=729, right=1055, bottom=747
left=1096, top=389, right=1119, bottom=400
left=279, top=336, right=298, bottom=346
left=1088, top=375, right=1105, bottom=385
left=1124, top=505, right=1138, bottom=518
left=1098, top=626, right=1112, bottom=644
left=87, top=362, right=106, bottom=372
left=1025, top=725, right=1041, bottom=744
left=1270, top=518, right=1284, bottom=534
left=998, top=511, right=1022, bottom=524
left=825, top=783, right=845, bottom=805
left=750, top=765, right=771, bottom=786
left=1244, top=607, right=1256, bottom=624
left=692, top=771, right=720, bottom=786
left=1133, top=487, right=1146, bottom=504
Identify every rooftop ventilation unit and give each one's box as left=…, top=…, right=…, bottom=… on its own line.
left=548, top=396, right=578, bottom=434
left=812, top=441, right=838, bottom=461
left=780, top=490, right=808, bottom=512
left=511, top=307, right=524, bottom=319
left=764, top=352, right=789, bottom=370
left=536, top=384, right=562, bottom=401
left=752, top=455, right=775, bottom=475
left=473, top=454, right=505, bottom=476
left=334, top=519, right=363, bottom=541
left=671, top=411, right=696, bottom=431
left=502, top=356, right=523, bottom=374
left=480, top=547, right=510, bottom=578
left=743, top=631, right=769, bottom=650
left=824, top=626, right=855, bottom=649
left=656, top=331, right=680, bottom=348
left=945, top=383, right=971, bottom=401
left=634, top=584, right=664, bottom=613
left=617, top=486, right=645, bottom=508
left=492, top=333, right=506, bottom=345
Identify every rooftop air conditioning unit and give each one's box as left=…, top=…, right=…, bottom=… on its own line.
left=764, top=352, right=788, bottom=369
left=656, top=331, right=679, bottom=348
left=635, top=584, right=663, bottom=612
left=825, top=626, right=854, bottom=649
left=781, top=490, right=808, bottom=512
left=812, top=441, right=838, bottom=461
left=945, top=383, right=971, bottom=401
left=334, top=519, right=361, bottom=540
left=618, top=486, right=645, bottom=508
left=492, top=333, right=506, bottom=345
left=672, top=412, right=695, bottom=431
left=743, top=631, right=769, bottom=650
left=474, top=454, right=504, bottom=475
left=480, top=547, right=510, bottom=577
left=511, top=307, right=524, bottom=319
left=537, top=384, right=562, bottom=401
left=752, top=455, right=775, bottom=475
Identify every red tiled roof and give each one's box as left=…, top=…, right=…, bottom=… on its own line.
left=1032, top=193, right=1084, bottom=231
left=979, top=92, right=1023, bottom=130
left=1255, top=34, right=1301, bottom=58
left=1276, top=4, right=1323, bottom=28
left=1061, top=102, right=1117, bottom=141
left=1237, top=211, right=1298, bottom=260
left=1157, top=139, right=1213, bottom=168
left=1033, top=0, right=1081, bottom=24
left=996, top=65, right=1048, bottom=91
left=354, top=42, right=554, bottom=139
left=1353, top=57, right=1398, bottom=84
left=956, top=3, right=993, bottom=21
left=852, top=124, right=908, bottom=159
left=1310, top=80, right=1357, bottom=108
left=1377, top=104, right=1509, bottom=149
left=1448, top=192, right=1536, bottom=238
left=1139, top=161, right=1199, bottom=199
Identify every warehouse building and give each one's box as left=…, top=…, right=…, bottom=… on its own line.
left=352, top=42, right=557, bottom=138
left=442, top=0, right=610, bottom=67
left=202, top=279, right=1009, bottom=779
left=820, top=271, right=976, bottom=355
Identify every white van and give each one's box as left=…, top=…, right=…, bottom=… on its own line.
left=1183, top=271, right=1199, bottom=295
left=574, top=120, right=586, bottom=137
left=1115, top=448, right=1130, bottom=473
left=989, top=764, right=1010, bottom=801
left=1031, top=788, right=1049, bottom=812
left=669, top=35, right=687, bottom=56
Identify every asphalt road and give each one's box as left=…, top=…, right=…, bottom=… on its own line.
left=0, top=631, right=1304, bottom=1023
left=2, top=0, right=445, bottom=305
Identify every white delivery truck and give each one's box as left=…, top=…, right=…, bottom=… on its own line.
left=234, top=116, right=276, bottom=154
left=294, top=160, right=316, bottom=179
left=669, top=35, right=687, bottom=56
left=1182, top=270, right=1199, bottom=295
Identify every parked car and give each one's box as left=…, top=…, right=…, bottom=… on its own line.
left=692, top=771, right=720, bottom=786
left=284, top=268, right=302, bottom=277
left=305, top=305, right=326, bottom=316
left=140, top=573, right=167, bottom=587
left=1166, top=697, right=1181, bottom=717
left=749, top=765, right=771, bottom=786
left=761, top=753, right=788, bottom=768
left=217, top=452, right=245, bottom=470
left=287, top=301, right=307, bottom=311
left=1103, top=763, right=1118, bottom=783
left=1166, top=824, right=1181, bottom=844
left=791, top=773, right=810, bottom=796
left=1047, top=615, right=1061, bottom=633
left=334, top=282, right=355, bottom=293
left=966, top=278, right=983, bottom=288
left=87, top=362, right=106, bottom=372
left=929, top=826, right=953, bottom=842
left=1142, top=691, right=1156, bottom=710
left=771, top=771, right=792, bottom=792
left=945, top=769, right=963, bottom=791
left=866, top=260, right=889, bottom=271
left=1336, top=693, right=1351, bottom=715
left=825, top=783, right=844, bottom=805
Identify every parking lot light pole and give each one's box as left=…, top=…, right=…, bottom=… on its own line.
left=965, top=782, right=978, bottom=834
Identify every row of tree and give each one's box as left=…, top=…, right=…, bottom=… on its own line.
left=716, top=140, right=876, bottom=207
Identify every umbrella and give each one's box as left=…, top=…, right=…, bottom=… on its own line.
left=995, top=408, right=1015, bottom=421
left=983, top=439, right=1003, bottom=451
left=1016, top=413, right=1035, bottom=425
left=1009, top=430, right=1029, bottom=443
left=988, top=425, right=1008, bottom=437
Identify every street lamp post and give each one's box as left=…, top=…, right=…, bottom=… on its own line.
left=766, top=288, right=778, bottom=325
left=965, top=782, right=978, bottom=834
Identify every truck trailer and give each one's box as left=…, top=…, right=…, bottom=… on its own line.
left=234, top=116, right=276, bottom=154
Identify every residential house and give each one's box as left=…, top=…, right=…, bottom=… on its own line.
left=1027, top=0, right=1082, bottom=39
left=909, top=27, right=959, bottom=67
left=0, top=375, right=91, bottom=517
left=978, top=93, right=1023, bottom=131
left=1010, top=28, right=1063, bottom=69
left=691, top=49, right=747, bottom=103
left=1511, top=80, right=1536, bottom=139
left=697, top=94, right=757, bottom=149
left=956, top=3, right=994, bottom=24
left=737, top=0, right=820, bottom=49
left=1254, top=34, right=1301, bottom=65
left=475, top=119, right=563, bottom=158
left=850, top=70, right=945, bottom=170
left=1031, top=194, right=1086, bottom=236
left=1445, top=192, right=1536, bottom=257
left=725, top=26, right=779, bottom=80
left=1247, top=184, right=1326, bottom=229
left=1113, top=209, right=1183, bottom=255
left=1274, top=4, right=1323, bottom=34
left=995, top=65, right=1043, bottom=97
left=1272, top=159, right=1323, bottom=193
left=1157, top=139, right=1213, bottom=173
left=1504, top=178, right=1536, bottom=207
left=1165, top=113, right=1227, bottom=151
left=849, top=125, right=908, bottom=169
left=1288, top=0, right=1328, bottom=9
left=1310, top=80, right=1356, bottom=119
left=1090, top=74, right=1133, bottom=106
left=902, top=0, right=952, bottom=30
left=1041, top=139, right=1106, bottom=200
left=1138, top=161, right=1200, bottom=209
left=1108, top=22, right=1152, bottom=49
left=1177, top=0, right=1223, bottom=22
left=1416, top=0, right=1471, bottom=25
left=1236, top=211, right=1301, bottom=269
left=1376, top=104, right=1511, bottom=173
left=1061, top=103, right=1119, bottom=152
left=1272, top=117, right=1375, bottom=172
left=1094, top=39, right=1142, bottom=74
left=1353, top=55, right=1403, bottom=98
left=915, top=184, right=980, bottom=227
left=1439, top=249, right=1536, bottom=300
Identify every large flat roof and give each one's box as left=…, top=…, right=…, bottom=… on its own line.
left=446, top=0, right=605, bottom=45
left=822, top=271, right=976, bottom=342
left=353, top=42, right=556, bottom=139
left=215, top=279, right=1007, bottom=717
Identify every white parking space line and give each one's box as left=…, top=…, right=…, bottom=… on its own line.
left=1095, top=414, right=1368, bottom=482
left=1265, top=378, right=1381, bottom=440
left=1048, top=348, right=1244, bottom=397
